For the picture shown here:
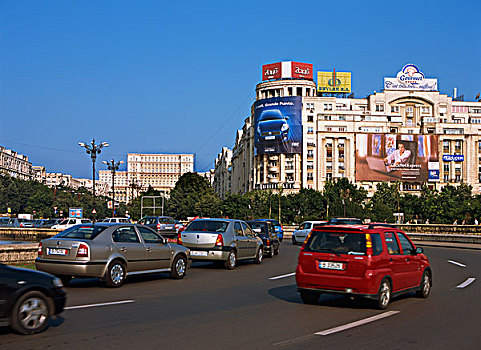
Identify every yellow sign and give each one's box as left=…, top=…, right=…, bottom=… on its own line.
left=317, top=71, right=351, bottom=93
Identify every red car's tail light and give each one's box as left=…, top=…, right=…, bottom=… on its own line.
left=365, top=233, right=373, bottom=255
left=215, top=234, right=224, bottom=247
left=157, top=222, right=161, bottom=230
left=37, top=243, right=42, bottom=257
left=266, top=238, right=270, bottom=246
left=177, top=232, right=183, bottom=245
left=76, top=243, right=89, bottom=257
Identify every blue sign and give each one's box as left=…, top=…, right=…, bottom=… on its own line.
left=69, top=208, right=83, bottom=218
left=442, top=155, right=464, bottom=162
left=428, top=170, right=439, bottom=181
left=254, top=97, right=303, bottom=155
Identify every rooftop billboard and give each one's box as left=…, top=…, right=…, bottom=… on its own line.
left=262, top=61, right=313, bottom=81
left=317, top=71, right=351, bottom=93
left=254, top=97, right=303, bottom=155
left=355, top=134, right=439, bottom=182
left=384, top=64, right=438, bottom=91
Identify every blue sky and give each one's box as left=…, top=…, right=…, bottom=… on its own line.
left=1, top=0, right=480, bottom=178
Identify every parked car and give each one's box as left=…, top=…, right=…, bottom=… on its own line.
left=36, top=223, right=190, bottom=287
left=254, top=219, right=284, bottom=241
left=0, top=217, right=17, bottom=227
left=292, top=221, right=327, bottom=245
left=178, top=219, right=263, bottom=269
left=296, top=224, right=432, bottom=309
left=246, top=220, right=280, bottom=257
left=35, top=219, right=63, bottom=228
left=51, top=218, right=91, bottom=231
left=0, top=264, right=66, bottom=334
left=102, top=217, right=131, bottom=224
left=138, top=216, right=177, bottom=237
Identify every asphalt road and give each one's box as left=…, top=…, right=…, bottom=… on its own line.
left=1, top=243, right=480, bottom=349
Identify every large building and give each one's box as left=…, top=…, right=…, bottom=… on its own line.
left=215, top=61, right=481, bottom=197
left=0, top=146, right=32, bottom=181
left=99, top=153, right=195, bottom=203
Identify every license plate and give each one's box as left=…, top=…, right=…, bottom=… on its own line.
left=319, top=261, right=344, bottom=270
left=265, top=136, right=275, bottom=140
left=47, top=248, right=69, bottom=256
left=190, top=251, right=208, bottom=257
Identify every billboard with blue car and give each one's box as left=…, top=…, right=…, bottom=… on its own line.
left=254, top=97, right=303, bottom=155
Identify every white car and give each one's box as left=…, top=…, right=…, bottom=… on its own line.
left=292, top=221, right=326, bottom=245
left=102, top=217, right=131, bottom=223
left=51, top=218, right=91, bottom=230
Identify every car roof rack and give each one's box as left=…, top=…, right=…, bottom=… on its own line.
left=367, top=223, right=397, bottom=229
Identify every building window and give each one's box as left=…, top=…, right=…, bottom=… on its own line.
left=339, top=115, right=346, bottom=121
left=324, top=115, right=331, bottom=120
left=324, top=104, right=333, bottom=111
left=375, top=103, right=384, bottom=112
left=421, top=106, right=431, bottom=114
left=307, top=173, right=313, bottom=181
left=391, top=106, right=399, bottom=113
left=307, top=161, right=314, bottom=170
left=307, top=150, right=314, bottom=159
left=443, top=141, right=450, bottom=153
left=307, top=115, right=314, bottom=122
left=406, top=106, right=414, bottom=114
left=307, top=127, right=314, bottom=134
left=326, top=173, right=332, bottom=181
left=455, top=141, right=462, bottom=152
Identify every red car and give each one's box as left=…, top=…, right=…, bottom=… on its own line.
left=295, top=224, right=432, bottom=309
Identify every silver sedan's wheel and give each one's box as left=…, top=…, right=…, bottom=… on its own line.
left=170, top=255, right=187, bottom=279
left=224, top=250, right=236, bottom=270
left=377, top=279, right=391, bottom=309
left=11, top=291, right=50, bottom=334
left=105, top=261, right=126, bottom=288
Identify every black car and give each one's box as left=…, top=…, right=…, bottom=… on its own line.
left=246, top=220, right=280, bottom=257
left=138, top=216, right=177, bottom=237
left=0, top=264, right=66, bottom=334
left=326, top=218, right=364, bottom=225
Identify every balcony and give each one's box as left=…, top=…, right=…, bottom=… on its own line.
left=268, top=166, right=278, bottom=172
left=269, top=178, right=279, bottom=183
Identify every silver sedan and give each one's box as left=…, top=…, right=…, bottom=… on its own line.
left=35, top=223, right=191, bottom=287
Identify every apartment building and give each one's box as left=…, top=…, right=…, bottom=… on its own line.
left=0, top=146, right=32, bottom=181
left=214, top=62, right=481, bottom=197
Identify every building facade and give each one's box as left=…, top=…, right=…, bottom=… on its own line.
left=215, top=62, right=481, bottom=197
left=0, top=146, right=32, bottom=181
left=213, top=147, right=232, bottom=199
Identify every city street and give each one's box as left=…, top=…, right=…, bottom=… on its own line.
left=1, top=243, right=480, bottom=349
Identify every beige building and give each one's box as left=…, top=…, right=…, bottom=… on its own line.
left=213, top=148, right=232, bottom=199
left=100, top=153, right=195, bottom=204
left=215, top=62, right=481, bottom=197
left=0, top=146, right=32, bottom=181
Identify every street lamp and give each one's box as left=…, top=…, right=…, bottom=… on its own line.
left=103, top=158, right=124, bottom=217
left=78, top=138, right=109, bottom=221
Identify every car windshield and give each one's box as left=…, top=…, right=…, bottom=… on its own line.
left=141, top=217, right=156, bottom=225
left=304, top=231, right=367, bottom=255
left=55, top=225, right=108, bottom=240
left=59, top=219, right=69, bottom=225
left=260, top=110, right=283, bottom=121
left=185, top=220, right=229, bottom=233
left=247, top=222, right=267, bottom=233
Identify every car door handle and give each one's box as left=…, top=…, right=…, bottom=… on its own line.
left=119, top=247, right=127, bottom=252
left=145, top=247, right=152, bottom=252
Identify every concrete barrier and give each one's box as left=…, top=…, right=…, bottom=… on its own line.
left=0, top=243, right=38, bottom=264
left=0, top=227, right=59, bottom=242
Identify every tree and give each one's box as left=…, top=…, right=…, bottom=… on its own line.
left=166, top=173, right=221, bottom=219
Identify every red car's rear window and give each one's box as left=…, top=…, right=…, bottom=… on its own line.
left=304, top=231, right=367, bottom=255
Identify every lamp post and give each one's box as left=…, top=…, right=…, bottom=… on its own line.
left=78, top=138, right=109, bottom=221
left=103, top=159, right=124, bottom=217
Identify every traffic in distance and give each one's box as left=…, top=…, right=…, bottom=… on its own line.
left=2, top=217, right=432, bottom=336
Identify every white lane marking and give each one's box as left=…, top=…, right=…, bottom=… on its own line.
left=269, top=272, right=296, bottom=280
left=315, top=311, right=400, bottom=336
left=64, top=300, right=135, bottom=310
left=448, top=260, right=466, bottom=267
left=456, top=278, right=476, bottom=289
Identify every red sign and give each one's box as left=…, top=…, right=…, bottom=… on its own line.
left=262, top=62, right=282, bottom=81
left=291, top=62, right=313, bottom=80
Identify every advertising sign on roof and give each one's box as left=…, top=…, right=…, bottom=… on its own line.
left=69, top=207, right=83, bottom=218
left=262, top=61, right=313, bottom=81
left=317, top=70, right=351, bottom=93
left=384, top=64, right=438, bottom=91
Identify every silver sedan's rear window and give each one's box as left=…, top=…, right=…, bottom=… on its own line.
left=55, top=226, right=108, bottom=240
left=184, top=220, right=229, bottom=233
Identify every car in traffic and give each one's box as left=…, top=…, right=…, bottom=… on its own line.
left=174, top=220, right=184, bottom=233
left=296, top=224, right=432, bottom=309
left=138, top=216, right=177, bottom=237
left=51, top=218, right=91, bottom=230
left=35, top=223, right=191, bottom=287
left=34, top=219, right=63, bottom=228
left=0, top=263, right=66, bottom=334
left=178, top=218, right=263, bottom=269
left=254, top=219, right=284, bottom=241
left=102, top=217, right=131, bottom=224
left=326, top=217, right=364, bottom=225
left=292, top=221, right=327, bottom=245
left=246, top=220, right=280, bottom=257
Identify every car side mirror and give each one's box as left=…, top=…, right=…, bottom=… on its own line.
left=163, top=238, right=169, bottom=244
left=415, top=247, right=424, bottom=254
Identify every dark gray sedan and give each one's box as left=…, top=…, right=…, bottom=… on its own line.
left=35, top=223, right=191, bottom=287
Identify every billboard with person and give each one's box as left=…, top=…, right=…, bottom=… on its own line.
left=355, top=134, right=439, bottom=182
left=254, top=97, right=303, bottom=155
